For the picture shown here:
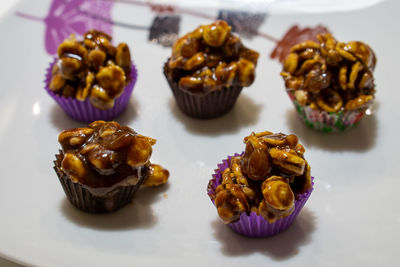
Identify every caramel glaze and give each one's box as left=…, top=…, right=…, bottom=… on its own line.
left=281, top=34, right=376, bottom=112
left=58, top=121, right=155, bottom=193
left=50, top=30, right=132, bottom=109
left=165, top=20, right=259, bottom=94
left=210, top=131, right=312, bottom=224
left=55, top=150, right=146, bottom=196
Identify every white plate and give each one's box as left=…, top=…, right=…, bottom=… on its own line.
left=0, top=0, right=399, bottom=266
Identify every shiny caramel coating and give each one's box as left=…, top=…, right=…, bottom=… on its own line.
left=269, top=148, right=305, bottom=176
left=203, top=20, right=231, bottom=47
left=84, top=29, right=114, bottom=55
left=184, top=52, right=206, bottom=71
left=167, top=20, right=259, bottom=94
left=211, top=131, right=311, bottom=224
left=88, top=148, right=118, bottom=175
left=259, top=176, right=295, bottom=223
left=259, top=133, right=288, bottom=147
left=178, top=76, right=203, bottom=93
left=50, top=30, right=132, bottom=110
left=241, top=135, right=270, bottom=181
left=290, top=162, right=312, bottom=195
left=143, top=164, right=169, bottom=187
left=220, top=157, right=258, bottom=202
left=60, top=57, right=84, bottom=80
left=115, top=43, right=131, bottom=72
left=291, top=40, right=320, bottom=52
left=89, top=85, right=115, bottom=110
left=215, top=62, right=238, bottom=86
left=49, top=73, right=66, bottom=92
left=96, top=64, right=126, bottom=98
left=281, top=33, right=376, bottom=113
left=283, top=53, right=299, bottom=74
left=344, top=94, right=374, bottom=110
left=293, top=90, right=308, bottom=106
left=172, top=29, right=202, bottom=59
left=237, top=59, right=256, bottom=87
left=316, top=88, right=343, bottom=113
left=76, top=72, right=94, bottom=101
left=215, top=183, right=249, bottom=224
left=342, top=41, right=376, bottom=70
left=57, top=34, right=88, bottom=63
left=222, top=35, right=241, bottom=59
left=61, top=153, right=86, bottom=182
left=62, top=84, right=76, bottom=98
left=88, top=49, right=106, bottom=70
left=127, top=135, right=155, bottom=168
left=58, top=121, right=168, bottom=188
left=58, top=128, right=94, bottom=148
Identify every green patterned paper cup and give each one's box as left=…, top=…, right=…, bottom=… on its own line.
left=288, top=91, right=373, bottom=133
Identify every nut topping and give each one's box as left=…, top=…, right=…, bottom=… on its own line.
left=58, top=121, right=168, bottom=188
left=61, top=153, right=86, bottom=182
left=143, top=164, right=170, bottom=187
left=281, top=33, right=376, bottom=113
left=127, top=135, right=155, bottom=168
left=166, top=20, right=259, bottom=94
left=259, top=176, right=295, bottom=223
left=203, top=20, right=231, bottom=47
left=215, top=183, right=249, bottom=224
left=269, top=148, right=305, bottom=176
left=50, top=30, right=132, bottom=110
left=241, top=135, right=270, bottom=181
left=209, top=131, right=311, bottom=224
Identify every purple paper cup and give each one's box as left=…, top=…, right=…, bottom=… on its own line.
left=287, top=91, right=373, bottom=133
left=207, top=153, right=314, bottom=238
left=163, top=62, right=243, bottom=119
left=54, top=151, right=147, bottom=213
left=45, top=59, right=137, bottom=122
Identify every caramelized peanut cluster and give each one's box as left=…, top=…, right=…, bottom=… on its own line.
left=281, top=34, right=376, bottom=112
left=212, top=131, right=311, bottom=224
left=167, top=20, right=259, bottom=93
left=49, top=30, right=132, bottom=110
left=58, top=121, right=168, bottom=188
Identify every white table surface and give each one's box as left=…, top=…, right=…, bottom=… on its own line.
left=0, top=1, right=22, bottom=266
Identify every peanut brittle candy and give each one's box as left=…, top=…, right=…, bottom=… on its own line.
left=45, top=30, right=137, bottom=122
left=208, top=131, right=313, bottom=237
left=164, top=20, right=259, bottom=119
left=280, top=33, right=376, bottom=132
left=54, top=121, right=168, bottom=213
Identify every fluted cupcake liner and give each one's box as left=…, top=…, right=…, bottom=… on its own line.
left=45, top=59, right=137, bottom=122
left=54, top=151, right=146, bottom=213
left=164, top=62, right=243, bottom=119
left=287, top=91, right=372, bottom=133
left=208, top=153, right=314, bottom=238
